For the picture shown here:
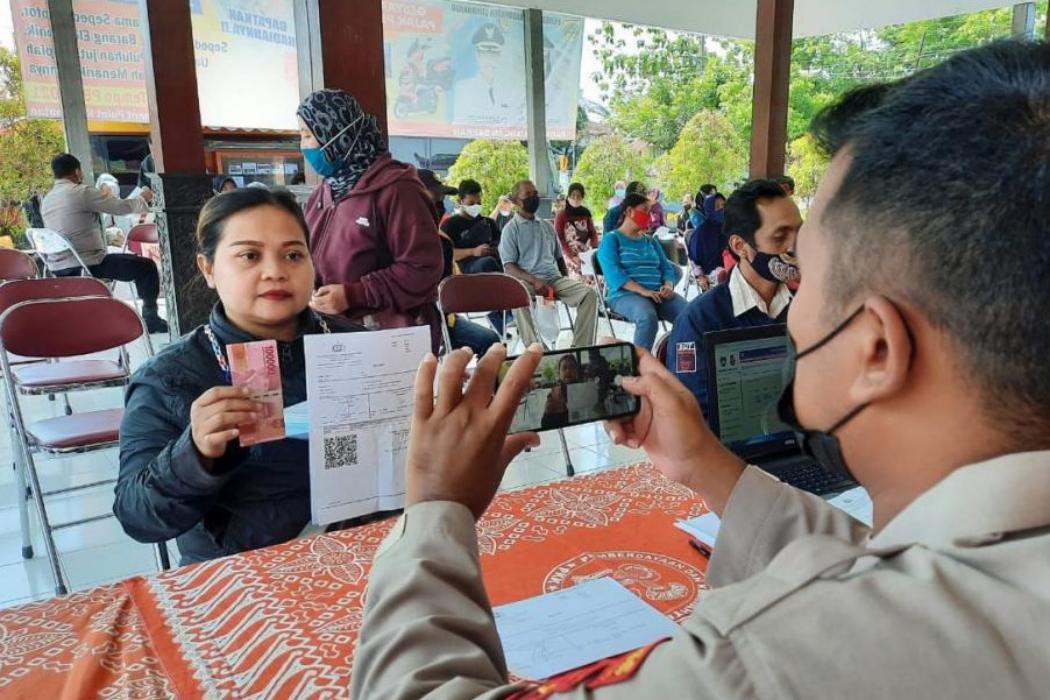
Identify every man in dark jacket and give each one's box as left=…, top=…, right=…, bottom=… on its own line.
left=667, top=180, right=801, bottom=419
left=114, top=304, right=358, bottom=564
left=440, top=178, right=502, bottom=274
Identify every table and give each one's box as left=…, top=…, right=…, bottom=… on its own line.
left=0, top=463, right=710, bottom=699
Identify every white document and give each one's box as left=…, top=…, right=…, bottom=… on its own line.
left=675, top=486, right=874, bottom=549
left=493, top=578, right=678, bottom=681
left=825, top=486, right=874, bottom=527
left=304, top=327, right=429, bottom=525
left=674, top=511, right=721, bottom=548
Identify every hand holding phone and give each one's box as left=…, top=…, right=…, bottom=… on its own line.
left=498, top=342, right=641, bottom=434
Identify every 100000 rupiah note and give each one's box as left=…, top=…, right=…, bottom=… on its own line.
left=228, top=339, right=286, bottom=446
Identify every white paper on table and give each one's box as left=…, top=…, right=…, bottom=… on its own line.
left=493, top=577, right=678, bottom=681
left=675, top=512, right=721, bottom=548
left=825, top=486, right=873, bottom=527
left=304, top=327, right=429, bottom=525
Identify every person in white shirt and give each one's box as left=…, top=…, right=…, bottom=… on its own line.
left=42, top=154, right=168, bottom=333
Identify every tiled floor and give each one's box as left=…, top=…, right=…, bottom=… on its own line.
left=0, top=288, right=662, bottom=610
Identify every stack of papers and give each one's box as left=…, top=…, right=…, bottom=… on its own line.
left=674, top=486, right=874, bottom=549
left=493, top=578, right=678, bottom=680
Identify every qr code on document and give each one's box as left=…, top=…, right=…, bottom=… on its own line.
left=324, top=434, right=358, bottom=470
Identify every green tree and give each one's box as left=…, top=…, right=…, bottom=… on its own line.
left=0, top=48, right=64, bottom=245
left=655, top=111, right=746, bottom=203
left=446, top=139, right=529, bottom=212
left=786, top=133, right=829, bottom=206
left=572, top=134, right=652, bottom=222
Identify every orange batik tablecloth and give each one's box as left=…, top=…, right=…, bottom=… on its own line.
left=0, top=462, right=711, bottom=699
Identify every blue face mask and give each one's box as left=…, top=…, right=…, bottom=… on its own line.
left=301, top=117, right=361, bottom=178
left=302, top=147, right=340, bottom=178
left=614, top=188, right=626, bottom=198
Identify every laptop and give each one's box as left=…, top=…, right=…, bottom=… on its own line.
left=704, top=324, right=857, bottom=496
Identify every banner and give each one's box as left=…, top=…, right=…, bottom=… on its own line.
left=10, top=0, right=300, bottom=129
left=382, top=0, right=583, bottom=140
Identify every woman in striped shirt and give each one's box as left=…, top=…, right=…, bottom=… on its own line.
left=596, top=193, right=688, bottom=350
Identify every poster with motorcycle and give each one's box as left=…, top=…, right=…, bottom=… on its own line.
left=383, top=0, right=584, bottom=140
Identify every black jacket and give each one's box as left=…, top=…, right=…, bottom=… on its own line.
left=114, top=303, right=359, bottom=565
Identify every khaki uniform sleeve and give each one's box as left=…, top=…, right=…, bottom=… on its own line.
left=706, top=465, right=870, bottom=588
left=351, top=501, right=520, bottom=700
left=351, top=502, right=767, bottom=700
left=82, top=186, right=148, bottom=216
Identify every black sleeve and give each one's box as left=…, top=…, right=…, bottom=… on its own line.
left=113, top=364, right=247, bottom=543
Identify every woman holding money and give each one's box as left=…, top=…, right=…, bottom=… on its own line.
left=114, top=188, right=361, bottom=565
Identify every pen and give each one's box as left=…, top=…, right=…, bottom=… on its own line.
left=688, top=538, right=713, bottom=558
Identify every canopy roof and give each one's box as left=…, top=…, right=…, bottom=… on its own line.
left=481, top=0, right=1015, bottom=38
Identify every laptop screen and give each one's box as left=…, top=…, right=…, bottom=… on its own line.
left=705, top=325, right=797, bottom=459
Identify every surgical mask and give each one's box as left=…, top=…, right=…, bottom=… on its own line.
left=776, top=306, right=867, bottom=483
left=750, top=249, right=800, bottom=284
left=614, top=188, right=626, bottom=198
left=301, top=117, right=362, bottom=178
left=521, top=194, right=540, bottom=214
left=463, top=203, right=483, bottom=218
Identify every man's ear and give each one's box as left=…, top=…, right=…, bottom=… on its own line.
left=727, top=233, right=748, bottom=260
left=196, top=254, right=216, bottom=289
left=848, top=296, right=913, bottom=406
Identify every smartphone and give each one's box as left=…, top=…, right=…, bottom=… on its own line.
left=497, top=342, right=640, bottom=434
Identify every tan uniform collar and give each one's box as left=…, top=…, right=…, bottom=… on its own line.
left=869, top=450, right=1050, bottom=549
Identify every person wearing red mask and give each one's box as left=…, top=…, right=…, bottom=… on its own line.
left=596, top=192, right=687, bottom=350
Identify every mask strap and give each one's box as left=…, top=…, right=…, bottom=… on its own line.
left=319, top=115, right=365, bottom=162
left=826, top=401, right=869, bottom=435
left=796, top=305, right=865, bottom=362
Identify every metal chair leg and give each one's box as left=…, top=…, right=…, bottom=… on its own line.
left=557, top=428, right=575, bottom=477
left=19, top=445, right=67, bottom=594
left=155, top=541, right=171, bottom=571
left=13, top=456, right=32, bottom=559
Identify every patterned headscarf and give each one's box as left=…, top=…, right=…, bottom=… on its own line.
left=297, top=89, right=387, bottom=201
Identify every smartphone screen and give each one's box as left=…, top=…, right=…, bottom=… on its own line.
left=498, top=342, right=640, bottom=433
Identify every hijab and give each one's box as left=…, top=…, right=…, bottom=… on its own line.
left=297, top=89, right=387, bottom=201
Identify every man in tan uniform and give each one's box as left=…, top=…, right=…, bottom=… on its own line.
left=352, top=41, right=1050, bottom=699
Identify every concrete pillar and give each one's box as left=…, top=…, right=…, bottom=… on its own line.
left=524, top=8, right=554, bottom=197
left=138, top=0, right=214, bottom=336
left=749, top=0, right=794, bottom=179
left=46, top=0, right=93, bottom=183
left=1011, top=2, right=1036, bottom=38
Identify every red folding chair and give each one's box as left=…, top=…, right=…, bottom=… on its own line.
left=0, top=248, right=39, bottom=281
left=0, top=296, right=160, bottom=595
left=124, top=222, right=158, bottom=256
left=653, top=332, right=671, bottom=366
left=437, top=272, right=577, bottom=477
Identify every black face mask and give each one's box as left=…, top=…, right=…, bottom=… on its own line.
left=520, top=194, right=541, bottom=214
left=749, top=249, right=800, bottom=284
left=776, top=306, right=867, bottom=483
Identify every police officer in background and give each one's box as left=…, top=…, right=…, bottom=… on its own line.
left=352, top=40, right=1050, bottom=699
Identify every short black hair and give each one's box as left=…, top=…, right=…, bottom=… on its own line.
left=626, top=181, right=646, bottom=196
left=621, top=192, right=649, bottom=212
left=457, top=178, right=482, bottom=200
left=723, top=179, right=786, bottom=255
left=776, top=175, right=795, bottom=190
left=567, top=182, right=585, bottom=198
left=699, top=184, right=717, bottom=196
left=51, top=153, right=80, bottom=179
left=196, top=187, right=309, bottom=263
left=814, top=40, right=1050, bottom=443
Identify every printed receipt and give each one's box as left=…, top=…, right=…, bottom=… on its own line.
left=304, top=327, right=430, bottom=525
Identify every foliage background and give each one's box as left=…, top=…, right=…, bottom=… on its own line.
left=445, top=139, right=529, bottom=211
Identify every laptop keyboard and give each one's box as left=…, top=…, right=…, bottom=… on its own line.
left=777, top=461, right=856, bottom=496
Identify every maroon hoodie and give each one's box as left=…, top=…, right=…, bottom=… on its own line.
left=305, top=153, right=443, bottom=323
